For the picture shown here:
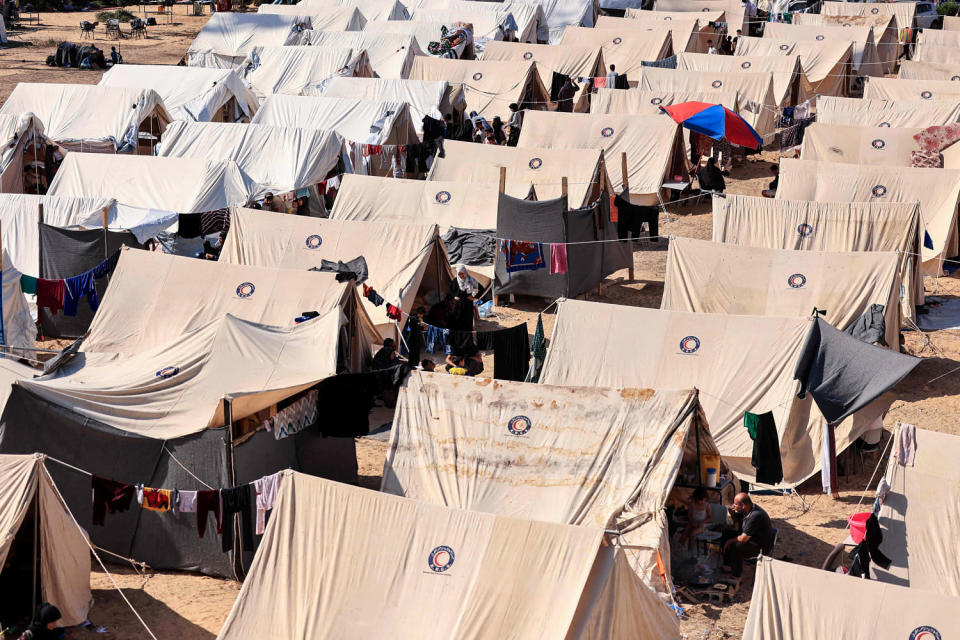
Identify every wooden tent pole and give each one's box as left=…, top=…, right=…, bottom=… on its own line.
left=494, top=166, right=507, bottom=307
left=38, top=202, right=44, bottom=225
left=827, top=422, right=840, bottom=499
left=621, top=152, right=634, bottom=282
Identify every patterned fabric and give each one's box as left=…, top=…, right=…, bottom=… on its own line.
left=265, top=390, right=319, bottom=440
left=911, top=123, right=960, bottom=168
left=503, top=241, right=546, bottom=273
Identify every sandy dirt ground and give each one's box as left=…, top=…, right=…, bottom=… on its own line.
left=8, top=15, right=960, bottom=638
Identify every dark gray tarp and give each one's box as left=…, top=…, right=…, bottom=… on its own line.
left=38, top=225, right=142, bottom=339
left=0, top=385, right=360, bottom=579
left=598, top=195, right=632, bottom=277
left=794, top=318, right=919, bottom=424
left=442, top=227, right=496, bottom=266
left=844, top=303, right=887, bottom=346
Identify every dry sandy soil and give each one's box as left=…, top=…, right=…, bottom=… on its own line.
left=8, top=15, right=960, bottom=639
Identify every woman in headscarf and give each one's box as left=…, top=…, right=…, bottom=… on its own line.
left=18, top=603, right=61, bottom=640
left=452, top=265, right=479, bottom=298
left=696, top=156, right=726, bottom=194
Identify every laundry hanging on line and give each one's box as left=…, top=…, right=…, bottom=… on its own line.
left=24, top=251, right=121, bottom=317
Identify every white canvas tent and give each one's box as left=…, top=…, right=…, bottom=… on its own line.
left=320, top=77, right=463, bottom=131
left=914, top=26, right=960, bottom=49
left=821, top=0, right=915, bottom=35
left=217, top=470, right=674, bottom=639
left=590, top=88, right=739, bottom=115
left=653, top=0, right=744, bottom=30
left=639, top=67, right=777, bottom=137
left=47, top=153, right=256, bottom=214
left=1, top=250, right=39, bottom=352
left=662, top=236, right=902, bottom=347
left=712, top=194, right=924, bottom=311
left=734, top=36, right=854, bottom=97
left=0, top=84, right=171, bottom=154
left=764, top=20, right=882, bottom=77
left=899, top=60, right=960, bottom=82
left=252, top=94, right=419, bottom=147
left=186, top=13, right=306, bottom=69
left=411, top=0, right=543, bottom=44
left=219, top=207, right=453, bottom=331
left=792, top=12, right=898, bottom=74
left=156, top=121, right=343, bottom=199
left=301, top=31, right=423, bottom=79
left=408, top=57, right=549, bottom=122
left=258, top=4, right=366, bottom=31
left=0, top=113, right=47, bottom=194
left=98, top=65, right=258, bottom=123
left=329, top=0, right=409, bottom=21
left=873, top=426, right=960, bottom=596
left=0, top=454, right=92, bottom=627
left=510, top=0, right=595, bottom=43
left=946, top=14, right=960, bottom=30
left=596, top=14, right=704, bottom=54
left=800, top=122, right=921, bottom=167
left=743, top=557, right=960, bottom=640
left=362, top=19, right=454, bottom=54
left=481, top=40, right=604, bottom=109
left=816, top=96, right=960, bottom=127
left=865, top=77, right=960, bottom=103
left=382, top=371, right=712, bottom=621
left=241, top=46, right=372, bottom=100
left=676, top=51, right=811, bottom=108
left=540, top=299, right=894, bottom=486
left=560, top=26, right=673, bottom=80
left=777, top=158, right=960, bottom=275
left=517, top=110, right=682, bottom=199
left=428, top=140, right=607, bottom=207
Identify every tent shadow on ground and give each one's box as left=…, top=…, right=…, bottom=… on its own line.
left=83, top=580, right=219, bottom=640
left=891, top=354, right=960, bottom=402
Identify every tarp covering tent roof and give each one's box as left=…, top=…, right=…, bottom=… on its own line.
left=560, top=26, right=673, bottom=80
left=408, top=57, right=549, bottom=122
left=329, top=0, right=409, bottom=21
left=517, top=110, right=681, bottom=198
left=763, top=22, right=882, bottom=77
left=777, top=158, right=960, bottom=274
left=865, top=77, right=960, bottom=102
left=258, top=3, right=366, bottom=31
left=186, top=13, right=306, bottom=69
left=639, top=67, right=778, bottom=137
left=156, top=121, right=343, bottom=199
left=319, top=77, right=462, bottom=132
left=480, top=40, right=605, bottom=107
left=241, top=46, right=372, bottom=100
left=0, top=84, right=171, bottom=153
left=219, top=207, right=452, bottom=330
left=899, top=60, right=960, bottom=81
left=662, top=236, right=902, bottom=347
left=873, top=427, right=960, bottom=596
left=0, top=113, right=47, bottom=193
left=540, top=299, right=892, bottom=486
left=712, top=194, right=924, bottom=311
left=743, top=557, right=960, bottom=640
left=816, top=95, right=960, bottom=127
left=734, top=36, right=854, bottom=97
left=301, top=31, right=423, bottom=79
left=411, top=0, right=544, bottom=44
left=0, top=454, right=92, bottom=627
left=590, top=88, right=739, bottom=115
left=821, top=0, right=915, bottom=33
left=47, top=153, right=255, bottom=213
left=428, top=139, right=606, bottom=207
left=595, top=14, right=704, bottom=54
left=98, top=64, right=258, bottom=123
left=218, top=470, right=674, bottom=639
left=792, top=12, right=898, bottom=74
left=382, top=372, right=710, bottom=625
left=676, top=51, right=811, bottom=108
left=800, top=122, right=921, bottom=167
left=362, top=19, right=453, bottom=54
left=251, top=94, right=419, bottom=147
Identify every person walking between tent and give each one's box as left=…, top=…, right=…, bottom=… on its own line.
left=721, top=493, right=775, bottom=577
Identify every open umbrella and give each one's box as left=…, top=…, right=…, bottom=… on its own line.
left=660, top=101, right=762, bottom=149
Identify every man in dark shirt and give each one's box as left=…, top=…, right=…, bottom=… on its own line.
left=722, top=492, right=775, bottom=577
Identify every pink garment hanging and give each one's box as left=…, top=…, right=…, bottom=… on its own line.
left=550, top=243, right=568, bottom=275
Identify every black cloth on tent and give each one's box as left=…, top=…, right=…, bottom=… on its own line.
left=313, top=365, right=410, bottom=437
left=845, top=303, right=887, bottom=347
left=402, top=316, right=424, bottom=365
left=614, top=73, right=629, bottom=89
left=615, top=192, right=659, bottom=241
left=492, top=322, right=529, bottom=381
left=744, top=411, right=783, bottom=486
left=849, top=513, right=892, bottom=579
left=38, top=225, right=142, bottom=339
left=177, top=213, right=202, bottom=239
left=442, top=227, right=496, bottom=266
left=220, top=485, right=254, bottom=553
left=314, top=256, right=369, bottom=284
left=550, top=71, right=569, bottom=102
left=794, top=318, right=919, bottom=424
left=641, top=55, right=677, bottom=69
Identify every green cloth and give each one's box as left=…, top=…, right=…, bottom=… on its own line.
left=20, top=275, right=37, bottom=295
left=524, top=313, right=547, bottom=383
left=744, top=411, right=760, bottom=441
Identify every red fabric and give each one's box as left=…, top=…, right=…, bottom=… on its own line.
left=661, top=101, right=715, bottom=121
left=592, top=76, right=607, bottom=88
left=386, top=304, right=402, bottom=320
left=609, top=195, right=618, bottom=222
left=37, top=278, right=65, bottom=315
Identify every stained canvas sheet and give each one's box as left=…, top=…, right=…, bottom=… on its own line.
left=865, top=77, right=960, bottom=102
left=187, top=13, right=306, bottom=68
left=800, top=123, right=921, bottom=167
left=302, top=32, right=423, bottom=79
left=712, top=194, right=923, bottom=312
left=874, top=427, right=960, bottom=597
left=540, top=299, right=889, bottom=486
left=560, top=26, right=673, bottom=79
left=218, top=471, right=674, bottom=639
left=743, top=557, right=960, bottom=640
left=821, top=1, right=915, bottom=34
left=816, top=96, right=960, bottom=127
left=776, top=158, right=960, bottom=274
left=662, top=236, right=902, bottom=347
left=98, top=65, right=258, bottom=122
left=428, top=140, right=605, bottom=207
left=734, top=36, right=853, bottom=97
left=792, top=12, right=898, bottom=73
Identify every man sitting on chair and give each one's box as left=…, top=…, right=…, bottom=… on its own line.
left=721, top=492, right=775, bottom=577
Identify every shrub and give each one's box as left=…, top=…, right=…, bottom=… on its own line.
left=938, top=1, right=959, bottom=16
left=96, top=8, right=135, bottom=21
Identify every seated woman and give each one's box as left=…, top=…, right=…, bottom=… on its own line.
left=696, top=157, right=726, bottom=194
left=679, top=487, right=710, bottom=551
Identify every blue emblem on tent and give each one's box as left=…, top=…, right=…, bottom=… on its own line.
left=711, top=79, right=723, bottom=88
left=872, top=185, right=887, bottom=198
left=601, top=127, right=614, bottom=137
left=650, top=97, right=664, bottom=105
left=523, top=51, right=533, bottom=60
left=156, top=366, right=179, bottom=379
left=921, top=90, right=933, bottom=99
left=435, top=190, right=452, bottom=204
left=740, top=61, right=752, bottom=69
left=788, top=273, right=807, bottom=289
left=612, top=36, right=622, bottom=44
left=871, top=139, right=886, bottom=150
left=528, top=157, right=543, bottom=169
left=427, top=546, right=455, bottom=572
left=236, top=282, right=255, bottom=298
left=305, top=234, right=322, bottom=249
left=779, top=44, right=789, bottom=51
left=507, top=415, right=532, bottom=436
left=680, top=336, right=701, bottom=354
left=815, top=34, right=825, bottom=40
left=909, top=627, right=942, bottom=640
left=952, top=75, right=960, bottom=82
left=797, top=223, right=814, bottom=237
left=879, top=122, right=891, bottom=128
left=472, top=72, right=483, bottom=81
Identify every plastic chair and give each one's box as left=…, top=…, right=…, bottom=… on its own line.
left=80, top=20, right=98, bottom=39
left=130, top=18, right=146, bottom=39
left=106, top=19, right=125, bottom=40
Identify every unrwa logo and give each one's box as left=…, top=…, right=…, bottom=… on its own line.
left=787, top=273, right=807, bottom=288
left=427, top=546, right=455, bottom=573
left=679, top=336, right=700, bottom=354
left=909, top=628, right=941, bottom=640
left=236, top=282, right=256, bottom=298
left=305, top=234, right=322, bottom=249
left=507, top=415, right=532, bottom=436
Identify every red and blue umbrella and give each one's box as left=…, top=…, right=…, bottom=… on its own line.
left=659, top=101, right=762, bottom=149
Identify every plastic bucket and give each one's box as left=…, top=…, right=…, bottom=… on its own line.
left=705, top=468, right=718, bottom=488
left=848, top=512, right=871, bottom=544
